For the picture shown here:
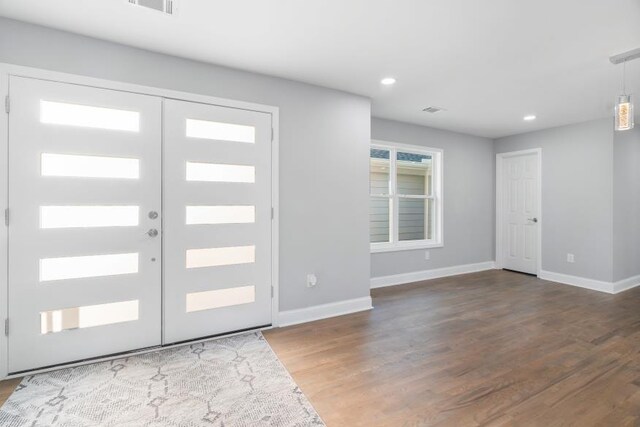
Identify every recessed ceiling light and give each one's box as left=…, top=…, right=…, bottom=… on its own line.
left=523, top=115, right=537, bottom=121
left=381, top=77, right=396, bottom=85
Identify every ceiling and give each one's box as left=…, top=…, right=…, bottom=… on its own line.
left=1, top=0, right=639, bottom=138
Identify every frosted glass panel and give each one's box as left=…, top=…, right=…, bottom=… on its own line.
left=41, top=153, right=140, bottom=179
left=40, top=300, right=139, bottom=334
left=186, top=286, right=255, bottom=313
left=40, top=101, right=140, bottom=132
left=185, top=162, right=255, bottom=183
left=186, top=119, right=255, bottom=143
left=40, top=253, right=139, bottom=282
left=186, top=245, right=255, bottom=269
left=186, top=206, right=255, bottom=225
left=41, top=206, right=139, bottom=229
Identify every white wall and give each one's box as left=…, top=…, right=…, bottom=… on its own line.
left=495, top=119, right=614, bottom=282
left=371, top=118, right=495, bottom=278
left=0, top=18, right=372, bottom=312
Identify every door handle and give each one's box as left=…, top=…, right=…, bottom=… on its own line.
left=147, top=228, right=159, bottom=237
left=528, top=218, right=538, bottom=223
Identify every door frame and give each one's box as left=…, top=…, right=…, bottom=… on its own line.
left=495, top=148, right=542, bottom=275
left=0, top=63, right=281, bottom=379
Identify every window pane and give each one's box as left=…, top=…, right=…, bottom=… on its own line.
left=186, top=206, right=255, bottom=225
left=399, top=197, right=433, bottom=241
left=397, top=152, right=432, bottom=196
left=40, top=300, right=139, bottom=334
left=370, top=196, right=391, bottom=243
left=186, top=285, right=255, bottom=313
left=41, top=153, right=140, bottom=179
left=186, top=119, right=255, bottom=143
left=186, top=245, right=255, bottom=269
left=370, top=148, right=390, bottom=195
left=40, top=253, right=139, bottom=282
left=185, top=162, right=255, bottom=183
left=40, top=206, right=139, bottom=229
left=40, top=101, right=140, bottom=132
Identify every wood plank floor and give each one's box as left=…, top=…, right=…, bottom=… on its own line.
left=2, top=270, right=640, bottom=426
left=264, top=270, right=640, bottom=426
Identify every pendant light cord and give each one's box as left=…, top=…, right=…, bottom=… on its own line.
left=623, top=59, right=627, bottom=95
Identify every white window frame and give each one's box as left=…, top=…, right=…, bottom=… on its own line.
left=370, top=140, right=443, bottom=253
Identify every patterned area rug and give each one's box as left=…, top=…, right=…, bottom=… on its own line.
left=0, top=332, right=324, bottom=426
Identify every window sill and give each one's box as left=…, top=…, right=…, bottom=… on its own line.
left=370, top=242, right=444, bottom=253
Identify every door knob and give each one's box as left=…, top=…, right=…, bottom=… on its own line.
left=528, top=218, right=538, bottom=223
left=147, top=228, right=159, bottom=237
left=148, top=211, right=159, bottom=220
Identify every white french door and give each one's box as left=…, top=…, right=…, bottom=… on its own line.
left=163, top=100, right=272, bottom=344
left=6, top=75, right=274, bottom=373
left=8, top=77, right=163, bottom=372
left=499, top=151, right=540, bottom=275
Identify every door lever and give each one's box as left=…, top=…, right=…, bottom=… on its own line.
left=528, top=218, right=538, bottom=223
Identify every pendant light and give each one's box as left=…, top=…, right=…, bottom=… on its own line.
left=615, top=60, right=634, bottom=131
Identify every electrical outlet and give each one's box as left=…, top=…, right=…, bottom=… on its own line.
left=567, top=253, right=575, bottom=263
left=306, top=274, right=318, bottom=288
left=424, top=250, right=430, bottom=260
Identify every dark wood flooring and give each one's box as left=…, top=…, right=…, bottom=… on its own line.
left=2, top=270, right=640, bottom=426
left=265, top=270, right=640, bottom=426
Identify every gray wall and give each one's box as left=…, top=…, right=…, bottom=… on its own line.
left=495, top=119, right=614, bottom=282
left=0, top=18, right=372, bottom=311
left=613, top=124, right=640, bottom=282
left=371, top=118, right=495, bottom=278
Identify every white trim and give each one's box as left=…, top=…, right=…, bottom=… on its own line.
left=371, top=261, right=497, bottom=289
left=613, top=274, right=640, bottom=294
left=371, top=242, right=444, bottom=253
left=0, top=65, right=8, bottom=380
left=370, top=139, right=444, bottom=253
left=539, top=271, right=640, bottom=294
left=277, top=296, right=373, bottom=327
left=538, top=270, right=613, bottom=293
left=495, top=148, right=542, bottom=275
left=0, top=62, right=281, bottom=378
left=271, top=113, right=280, bottom=326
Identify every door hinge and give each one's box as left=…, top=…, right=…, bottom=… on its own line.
left=4, top=95, right=8, bottom=114
left=271, top=286, right=274, bottom=298
left=271, top=127, right=274, bottom=142
left=271, top=207, right=274, bottom=220
left=4, top=209, right=7, bottom=227
left=4, top=319, right=8, bottom=336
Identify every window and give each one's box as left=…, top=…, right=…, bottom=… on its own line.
left=370, top=141, right=443, bottom=252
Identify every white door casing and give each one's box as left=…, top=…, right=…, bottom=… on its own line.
left=162, top=99, right=273, bottom=344
left=8, top=77, right=163, bottom=372
left=497, top=150, right=541, bottom=275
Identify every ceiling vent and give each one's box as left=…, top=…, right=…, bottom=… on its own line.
left=128, top=0, right=175, bottom=15
left=422, top=106, right=446, bottom=114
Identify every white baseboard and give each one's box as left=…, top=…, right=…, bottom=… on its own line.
left=613, top=274, right=640, bottom=294
left=370, top=261, right=497, bottom=289
left=538, top=270, right=614, bottom=293
left=277, top=296, right=373, bottom=327
left=539, top=271, right=640, bottom=295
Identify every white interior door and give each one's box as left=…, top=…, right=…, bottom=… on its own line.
left=8, top=77, right=162, bottom=372
left=500, top=152, right=539, bottom=275
left=163, top=99, right=272, bottom=344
